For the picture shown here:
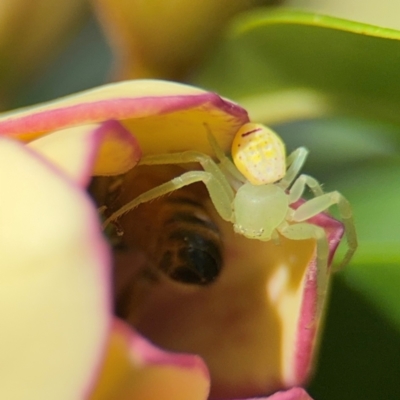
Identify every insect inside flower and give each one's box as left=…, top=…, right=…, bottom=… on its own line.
left=101, top=122, right=357, bottom=285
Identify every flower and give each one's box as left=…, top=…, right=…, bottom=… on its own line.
left=0, top=0, right=87, bottom=107
left=0, top=79, right=343, bottom=399
left=91, top=0, right=280, bottom=80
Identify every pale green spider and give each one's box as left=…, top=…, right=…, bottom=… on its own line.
left=102, top=123, right=357, bottom=273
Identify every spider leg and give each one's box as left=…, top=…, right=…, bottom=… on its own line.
left=278, top=222, right=330, bottom=319
left=277, top=147, right=309, bottom=190
left=288, top=174, right=325, bottom=203
left=139, top=151, right=234, bottom=201
left=205, top=126, right=247, bottom=184
left=103, top=151, right=236, bottom=229
left=291, top=190, right=358, bottom=270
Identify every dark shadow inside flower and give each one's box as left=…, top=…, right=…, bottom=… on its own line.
left=310, top=276, right=400, bottom=400
left=93, top=164, right=334, bottom=399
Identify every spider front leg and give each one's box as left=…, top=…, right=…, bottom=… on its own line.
left=290, top=186, right=358, bottom=270
left=277, top=147, right=309, bottom=190
left=205, top=128, right=247, bottom=185
left=288, top=174, right=325, bottom=202
left=102, top=151, right=235, bottom=229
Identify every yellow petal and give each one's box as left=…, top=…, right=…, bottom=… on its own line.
left=93, top=120, right=142, bottom=176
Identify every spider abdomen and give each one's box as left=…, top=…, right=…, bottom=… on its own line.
left=231, top=123, right=286, bottom=185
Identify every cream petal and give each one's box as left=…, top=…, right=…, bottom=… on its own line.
left=0, top=137, right=111, bottom=399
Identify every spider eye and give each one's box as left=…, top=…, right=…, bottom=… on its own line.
left=231, top=123, right=286, bottom=185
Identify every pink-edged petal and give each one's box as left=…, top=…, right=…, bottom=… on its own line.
left=89, top=319, right=210, bottom=400
left=0, top=137, right=111, bottom=399
left=111, top=169, right=344, bottom=398
left=28, top=120, right=141, bottom=186
left=92, top=119, right=141, bottom=176
left=233, top=387, right=313, bottom=400
left=27, top=123, right=99, bottom=187
left=290, top=206, right=344, bottom=386
left=0, top=80, right=249, bottom=156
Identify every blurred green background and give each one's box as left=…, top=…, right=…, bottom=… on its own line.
left=6, top=0, right=400, bottom=399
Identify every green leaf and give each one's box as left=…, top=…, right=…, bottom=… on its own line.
left=275, top=118, right=400, bottom=171
left=320, top=158, right=400, bottom=332
left=195, top=9, right=400, bottom=125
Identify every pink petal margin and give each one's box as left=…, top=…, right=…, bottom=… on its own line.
left=235, top=387, right=314, bottom=400
left=28, top=119, right=141, bottom=187
left=0, top=93, right=248, bottom=138
left=293, top=210, right=344, bottom=386
left=92, top=119, right=142, bottom=177
left=128, top=325, right=209, bottom=376
left=88, top=319, right=211, bottom=400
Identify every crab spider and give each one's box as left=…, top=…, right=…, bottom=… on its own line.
left=102, top=123, right=357, bottom=274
